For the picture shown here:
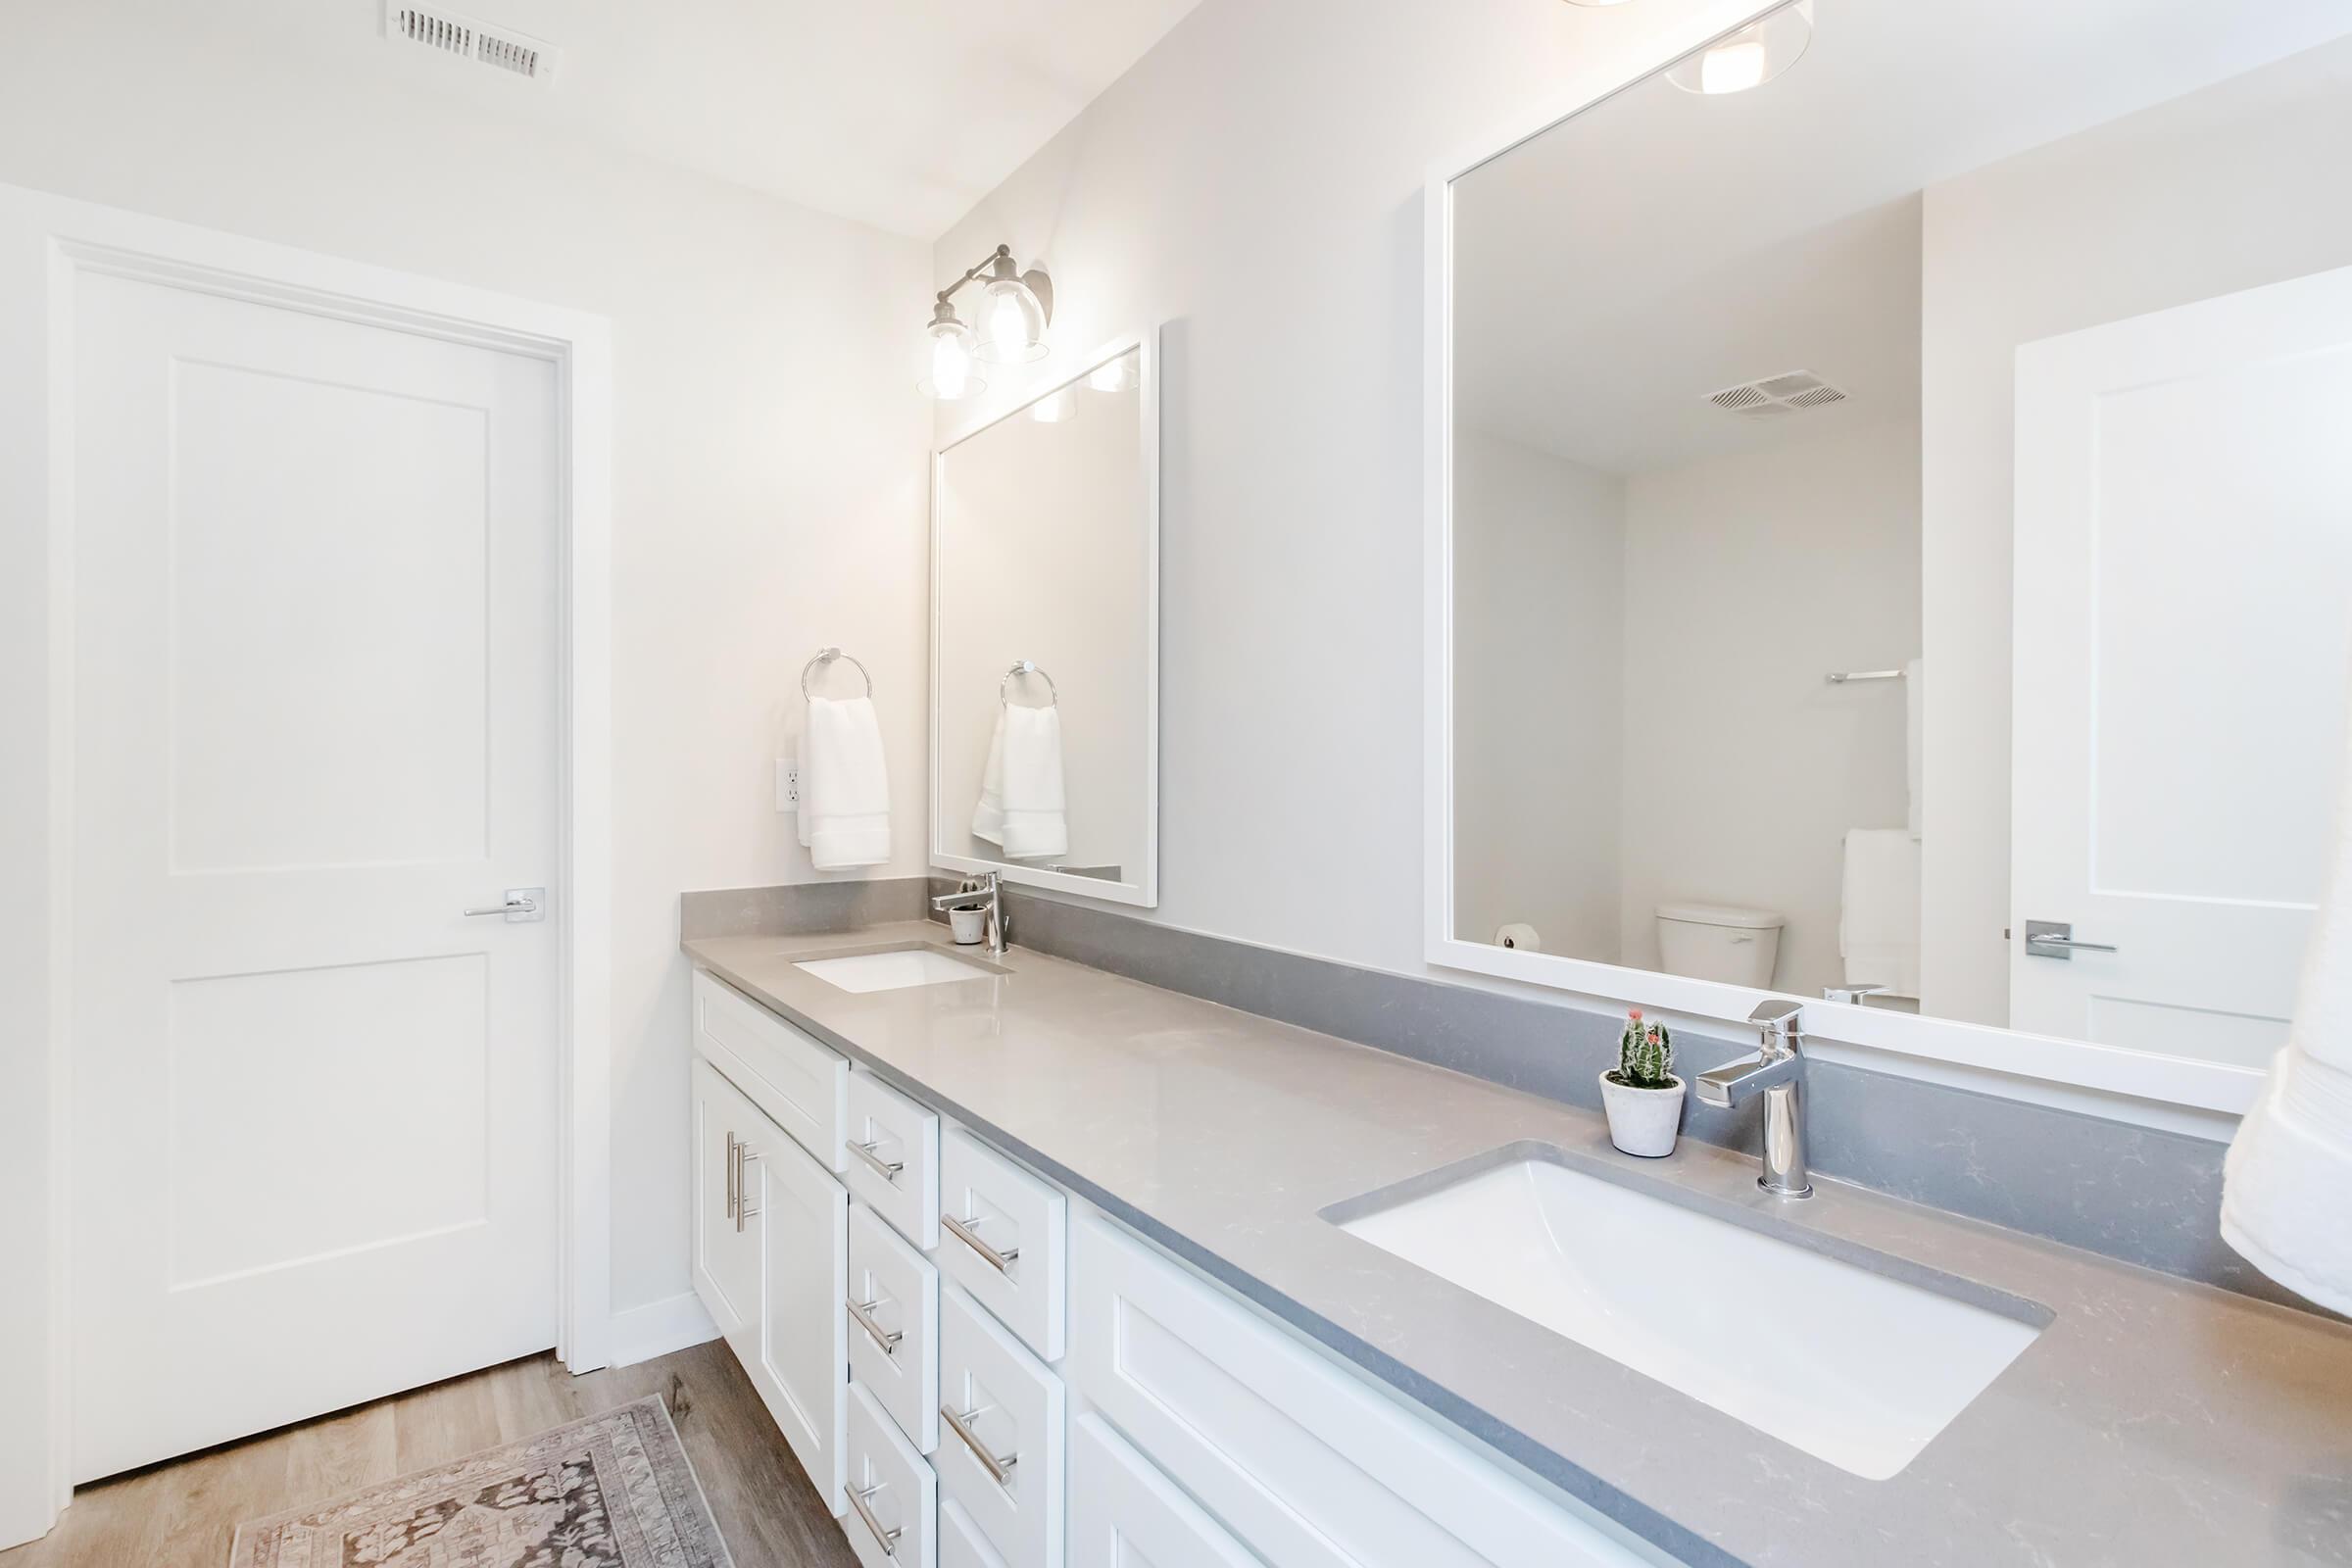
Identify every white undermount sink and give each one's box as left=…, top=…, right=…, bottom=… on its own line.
left=1333, top=1152, right=2046, bottom=1480
left=794, top=947, right=997, bottom=994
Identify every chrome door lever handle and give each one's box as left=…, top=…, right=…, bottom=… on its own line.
left=463, top=888, right=546, bottom=922
left=2025, top=920, right=2116, bottom=958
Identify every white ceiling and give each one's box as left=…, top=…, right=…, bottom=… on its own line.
left=188, top=0, right=1202, bottom=238
left=1453, top=0, right=2352, bottom=477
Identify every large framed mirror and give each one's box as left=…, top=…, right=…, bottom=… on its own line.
left=1425, top=1, right=2352, bottom=1112
left=932, top=333, right=1159, bottom=906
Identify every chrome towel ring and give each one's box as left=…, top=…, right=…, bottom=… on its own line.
left=801, top=647, right=874, bottom=699
left=1001, top=660, right=1058, bottom=706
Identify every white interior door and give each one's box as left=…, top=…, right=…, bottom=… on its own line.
left=2012, top=264, right=2352, bottom=1067
left=70, top=269, right=561, bottom=1481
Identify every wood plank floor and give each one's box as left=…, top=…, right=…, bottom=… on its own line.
left=0, top=1341, right=860, bottom=1568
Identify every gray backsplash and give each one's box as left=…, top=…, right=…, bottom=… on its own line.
left=681, top=878, right=2312, bottom=1314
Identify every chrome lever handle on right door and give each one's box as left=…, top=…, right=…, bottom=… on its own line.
left=2024, top=919, right=2119, bottom=959
left=462, top=887, right=546, bottom=922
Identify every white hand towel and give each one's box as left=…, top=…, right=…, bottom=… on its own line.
left=970, top=709, right=1007, bottom=848
left=1839, top=827, right=1921, bottom=998
left=998, top=702, right=1068, bottom=861
left=2222, top=701, right=2352, bottom=1315
left=1905, top=656, right=1925, bottom=841
left=802, top=694, right=892, bottom=869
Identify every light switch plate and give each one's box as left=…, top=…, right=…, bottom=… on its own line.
left=775, top=758, right=800, bottom=811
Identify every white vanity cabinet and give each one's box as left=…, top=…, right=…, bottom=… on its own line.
left=690, top=1058, right=762, bottom=1347
left=692, top=969, right=1668, bottom=1568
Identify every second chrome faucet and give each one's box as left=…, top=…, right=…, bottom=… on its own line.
left=1695, top=1000, right=1813, bottom=1199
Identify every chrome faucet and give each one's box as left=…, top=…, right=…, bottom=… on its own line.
left=931, top=871, right=1008, bottom=958
left=1696, top=1000, right=1813, bottom=1199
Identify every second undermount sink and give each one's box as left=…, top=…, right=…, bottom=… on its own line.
left=1329, top=1150, right=2046, bottom=1480
left=794, top=946, right=998, bottom=994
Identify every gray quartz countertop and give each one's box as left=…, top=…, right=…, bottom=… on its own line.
left=684, top=922, right=2352, bottom=1568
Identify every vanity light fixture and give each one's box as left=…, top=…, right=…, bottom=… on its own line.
left=1667, top=0, right=1812, bottom=95
left=1087, top=355, right=1140, bottom=393
left=920, top=243, right=1054, bottom=399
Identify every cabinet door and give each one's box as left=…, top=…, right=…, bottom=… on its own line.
left=744, top=1105, right=852, bottom=1515
left=1069, top=1413, right=1257, bottom=1568
left=690, top=1057, right=761, bottom=1346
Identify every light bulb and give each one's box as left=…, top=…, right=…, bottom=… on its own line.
left=1031, top=389, right=1075, bottom=423
left=988, top=293, right=1029, bottom=357
left=930, top=331, right=971, bottom=398
left=1665, top=1, right=1811, bottom=96
left=1698, top=36, right=1766, bottom=94
left=1088, top=356, right=1139, bottom=393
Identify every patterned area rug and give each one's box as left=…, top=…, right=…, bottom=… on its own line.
left=229, top=1396, right=733, bottom=1568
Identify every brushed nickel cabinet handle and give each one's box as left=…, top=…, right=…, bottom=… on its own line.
left=942, top=1403, right=1018, bottom=1486
left=942, top=1211, right=1018, bottom=1275
left=848, top=1297, right=902, bottom=1357
left=849, top=1139, right=905, bottom=1184
left=723, top=1132, right=738, bottom=1219
left=848, top=1483, right=900, bottom=1557
left=733, top=1141, right=760, bottom=1232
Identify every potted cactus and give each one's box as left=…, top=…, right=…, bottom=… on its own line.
left=1600, top=1008, right=1685, bottom=1157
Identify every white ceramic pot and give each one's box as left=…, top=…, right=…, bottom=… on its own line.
left=948, top=906, right=988, bottom=946
left=1598, top=1070, right=1686, bottom=1158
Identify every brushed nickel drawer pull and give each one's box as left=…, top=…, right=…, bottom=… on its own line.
left=849, top=1139, right=905, bottom=1183
left=848, top=1297, right=902, bottom=1356
left=733, top=1140, right=760, bottom=1233
left=942, top=1403, right=1018, bottom=1486
left=848, top=1482, right=900, bottom=1556
left=723, top=1132, right=738, bottom=1219
left=942, top=1211, right=1018, bottom=1274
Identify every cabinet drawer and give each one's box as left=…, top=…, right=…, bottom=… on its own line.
left=939, top=1129, right=1066, bottom=1362
left=1069, top=1209, right=1654, bottom=1568
left=851, top=1201, right=941, bottom=1453
left=940, top=1498, right=1009, bottom=1568
left=1069, top=1412, right=1257, bottom=1568
left=848, top=1069, right=941, bottom=1250
left=938, top=1285, right=1064, bottom=1568
left=847, top=1379, right=937, bottom=1568
left=692, top=968, right=847, bottom=1170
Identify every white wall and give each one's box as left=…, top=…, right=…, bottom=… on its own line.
left=1452, top=430, right=1625, bottom=957
left=1919, top=36, right=2352, bottom=1024
left=930, top=0, right=1775, bottom=965
left=0, top=0, right=931, bottom=1475
left=1617, top=419, right=1921, bottom=995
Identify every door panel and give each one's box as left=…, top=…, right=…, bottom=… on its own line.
left=70, top=270, right=560, bottom=1480
left=693, top=1058, right=762, bottom=1342
left=2012, top=263, right=2352, bottom=1064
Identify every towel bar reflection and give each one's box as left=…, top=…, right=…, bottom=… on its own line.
left=1825, top=668, right=1906, bottom=684
left=1001, top=659, right=1059, bottom=705
left=801, top=646, right=874, bottom=699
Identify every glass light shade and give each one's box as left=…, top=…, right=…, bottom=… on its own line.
left=978, top=277, right=1050, bottom=364
left=1087, top=354, right=1141, bottom=393
left=1030, top=388, right=1076, bottom=423
left=1667, top=1, right=1811, bottom=95
left=919, top=319, right=984, bottom=401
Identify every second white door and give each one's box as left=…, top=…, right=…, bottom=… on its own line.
left=2011, top=263, right=2352, bottom=1067
left=70, top=268, right=562, bottom=1479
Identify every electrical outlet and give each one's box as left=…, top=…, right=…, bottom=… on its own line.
left=775, top=758, right=800, bottom=811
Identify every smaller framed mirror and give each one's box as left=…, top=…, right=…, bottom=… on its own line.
left=930, top=333, right=1159, bottom=906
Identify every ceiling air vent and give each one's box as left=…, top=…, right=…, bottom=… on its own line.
left=384, top=4, right=558, bottom=84
left=1707, top=369, right=1848, bottom=419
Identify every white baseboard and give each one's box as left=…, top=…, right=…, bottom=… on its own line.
left=608, top=1291, right=720, bottom=1368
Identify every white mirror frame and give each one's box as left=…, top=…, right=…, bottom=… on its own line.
left=1418, top=7, right=2263, bottom=1116
left=930, top=328, right=1161, bottom=907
